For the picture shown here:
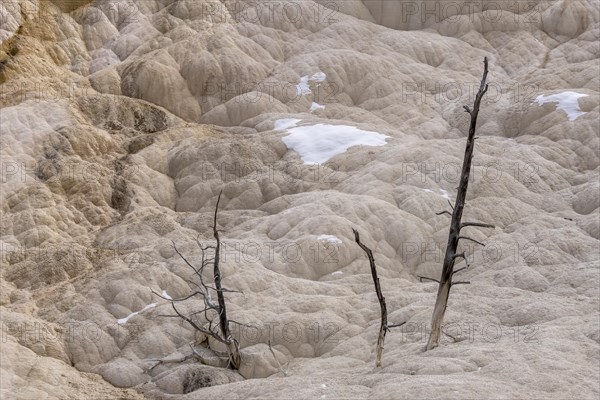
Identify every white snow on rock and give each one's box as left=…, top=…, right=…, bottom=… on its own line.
left=296, top=72, right=327, bottom=96
left=317, top=235, right=342, bottom=244
left=310, top=102, right=326, bottom=112
left=440, top=189, right=451, bottom=200
left=161, top=290, right=172, bottom=300
left=117, top=303, right=156, bottom=325
left=296, top=76, right=311, bottom=96
left=311, top=72, right=327, bottom=83
left=274, top=118, right=302, bottom=130
left=280, top=122, right=389, bottom=164
left=331, top=271, right=343, bottom=276
left=533, top=91, right=589, bottom=121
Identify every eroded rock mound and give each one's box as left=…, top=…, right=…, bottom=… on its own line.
left=0, top=1, right=598, bottom=399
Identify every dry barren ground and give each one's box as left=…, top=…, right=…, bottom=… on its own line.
left=0, top=1, right=599, bottom=399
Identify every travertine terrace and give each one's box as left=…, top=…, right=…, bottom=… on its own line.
left=1, top=1, right=598, bottom=398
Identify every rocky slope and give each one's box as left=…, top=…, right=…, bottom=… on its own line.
left=1, top=0, right=598, bottom=398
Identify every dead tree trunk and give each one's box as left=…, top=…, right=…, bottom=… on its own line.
left=353, top=229, right=405, bottom=367
left=425, top=58, right=495, bottom=351
left=153, top=190, right=241, bottom=369
left=211, top=192, right=241, bottom=368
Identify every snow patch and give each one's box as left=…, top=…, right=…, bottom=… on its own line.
left=310, top=102, right=326, bottom=112
left=117, top=303, right=156, bottom=325
left=274, top=118, right=302, bottom=130
left=533, top=91, right=588, bottom=121
left=296, top=72, right=327, bottom=96
left=296, top=76, right=311, bottom=96
left=161, top=290, right=172, bottom=300
left=331, top=271, right=343, bottom=276
left=279, top=122, right=389, bottom=164
left=317, top=235, right=342, bottom=244
left=440, top=189, right=451, bottom=200
left=311, top=72, right=327, bottom=83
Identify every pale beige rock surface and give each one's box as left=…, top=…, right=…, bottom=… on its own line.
left=0, top=0, right=598, bottom=399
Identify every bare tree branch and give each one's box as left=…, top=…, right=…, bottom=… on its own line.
left=157, top=314, right=184, bottom=318
left=268, top=340, right=289, bottom=377
left=460, top=222, right=495, bottom=230
left=151, top=289, right=203, bottom=303
left=147, top=353, right=195, bottom=372
left=353, top=228, right=404, bottom=367
left=458, top=236, right=485, bottom=246
left=418, top=276, right=441, bottom=284
left=385, top=321, right=406, bottom=331
left=452, top=267, right=467, bottom=275
left=154, top=190, right=242, bottom=370
left=229, top=320, right=252, bottom=328
left=453, top=252, right=467, bottom=262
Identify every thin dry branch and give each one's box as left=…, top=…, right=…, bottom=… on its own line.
left=268, top=340, right=289, bottom=376
left=418, top=276, right=440, bottom=284
left=353, top=228, right=404, bottom=367
left=452, top=252, right=467, bottom=262
left=458, top=236, right=485, bottom=246
left=386, top=321, right=406, bottom=330
left=452, top=267, right=467, bottom=275
left=148, top=353, right=195, bottom=372
left=460, top=222, right=495, bottom=230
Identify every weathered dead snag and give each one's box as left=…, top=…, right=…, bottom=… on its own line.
left=153, top=191, right=242, bottom=369
left=423, top=57, right=495, bottom=351
left=353, top=229, right=405, bottom=367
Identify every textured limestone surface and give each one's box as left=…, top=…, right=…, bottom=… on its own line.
left=0, top=0, right=598, bottom=399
